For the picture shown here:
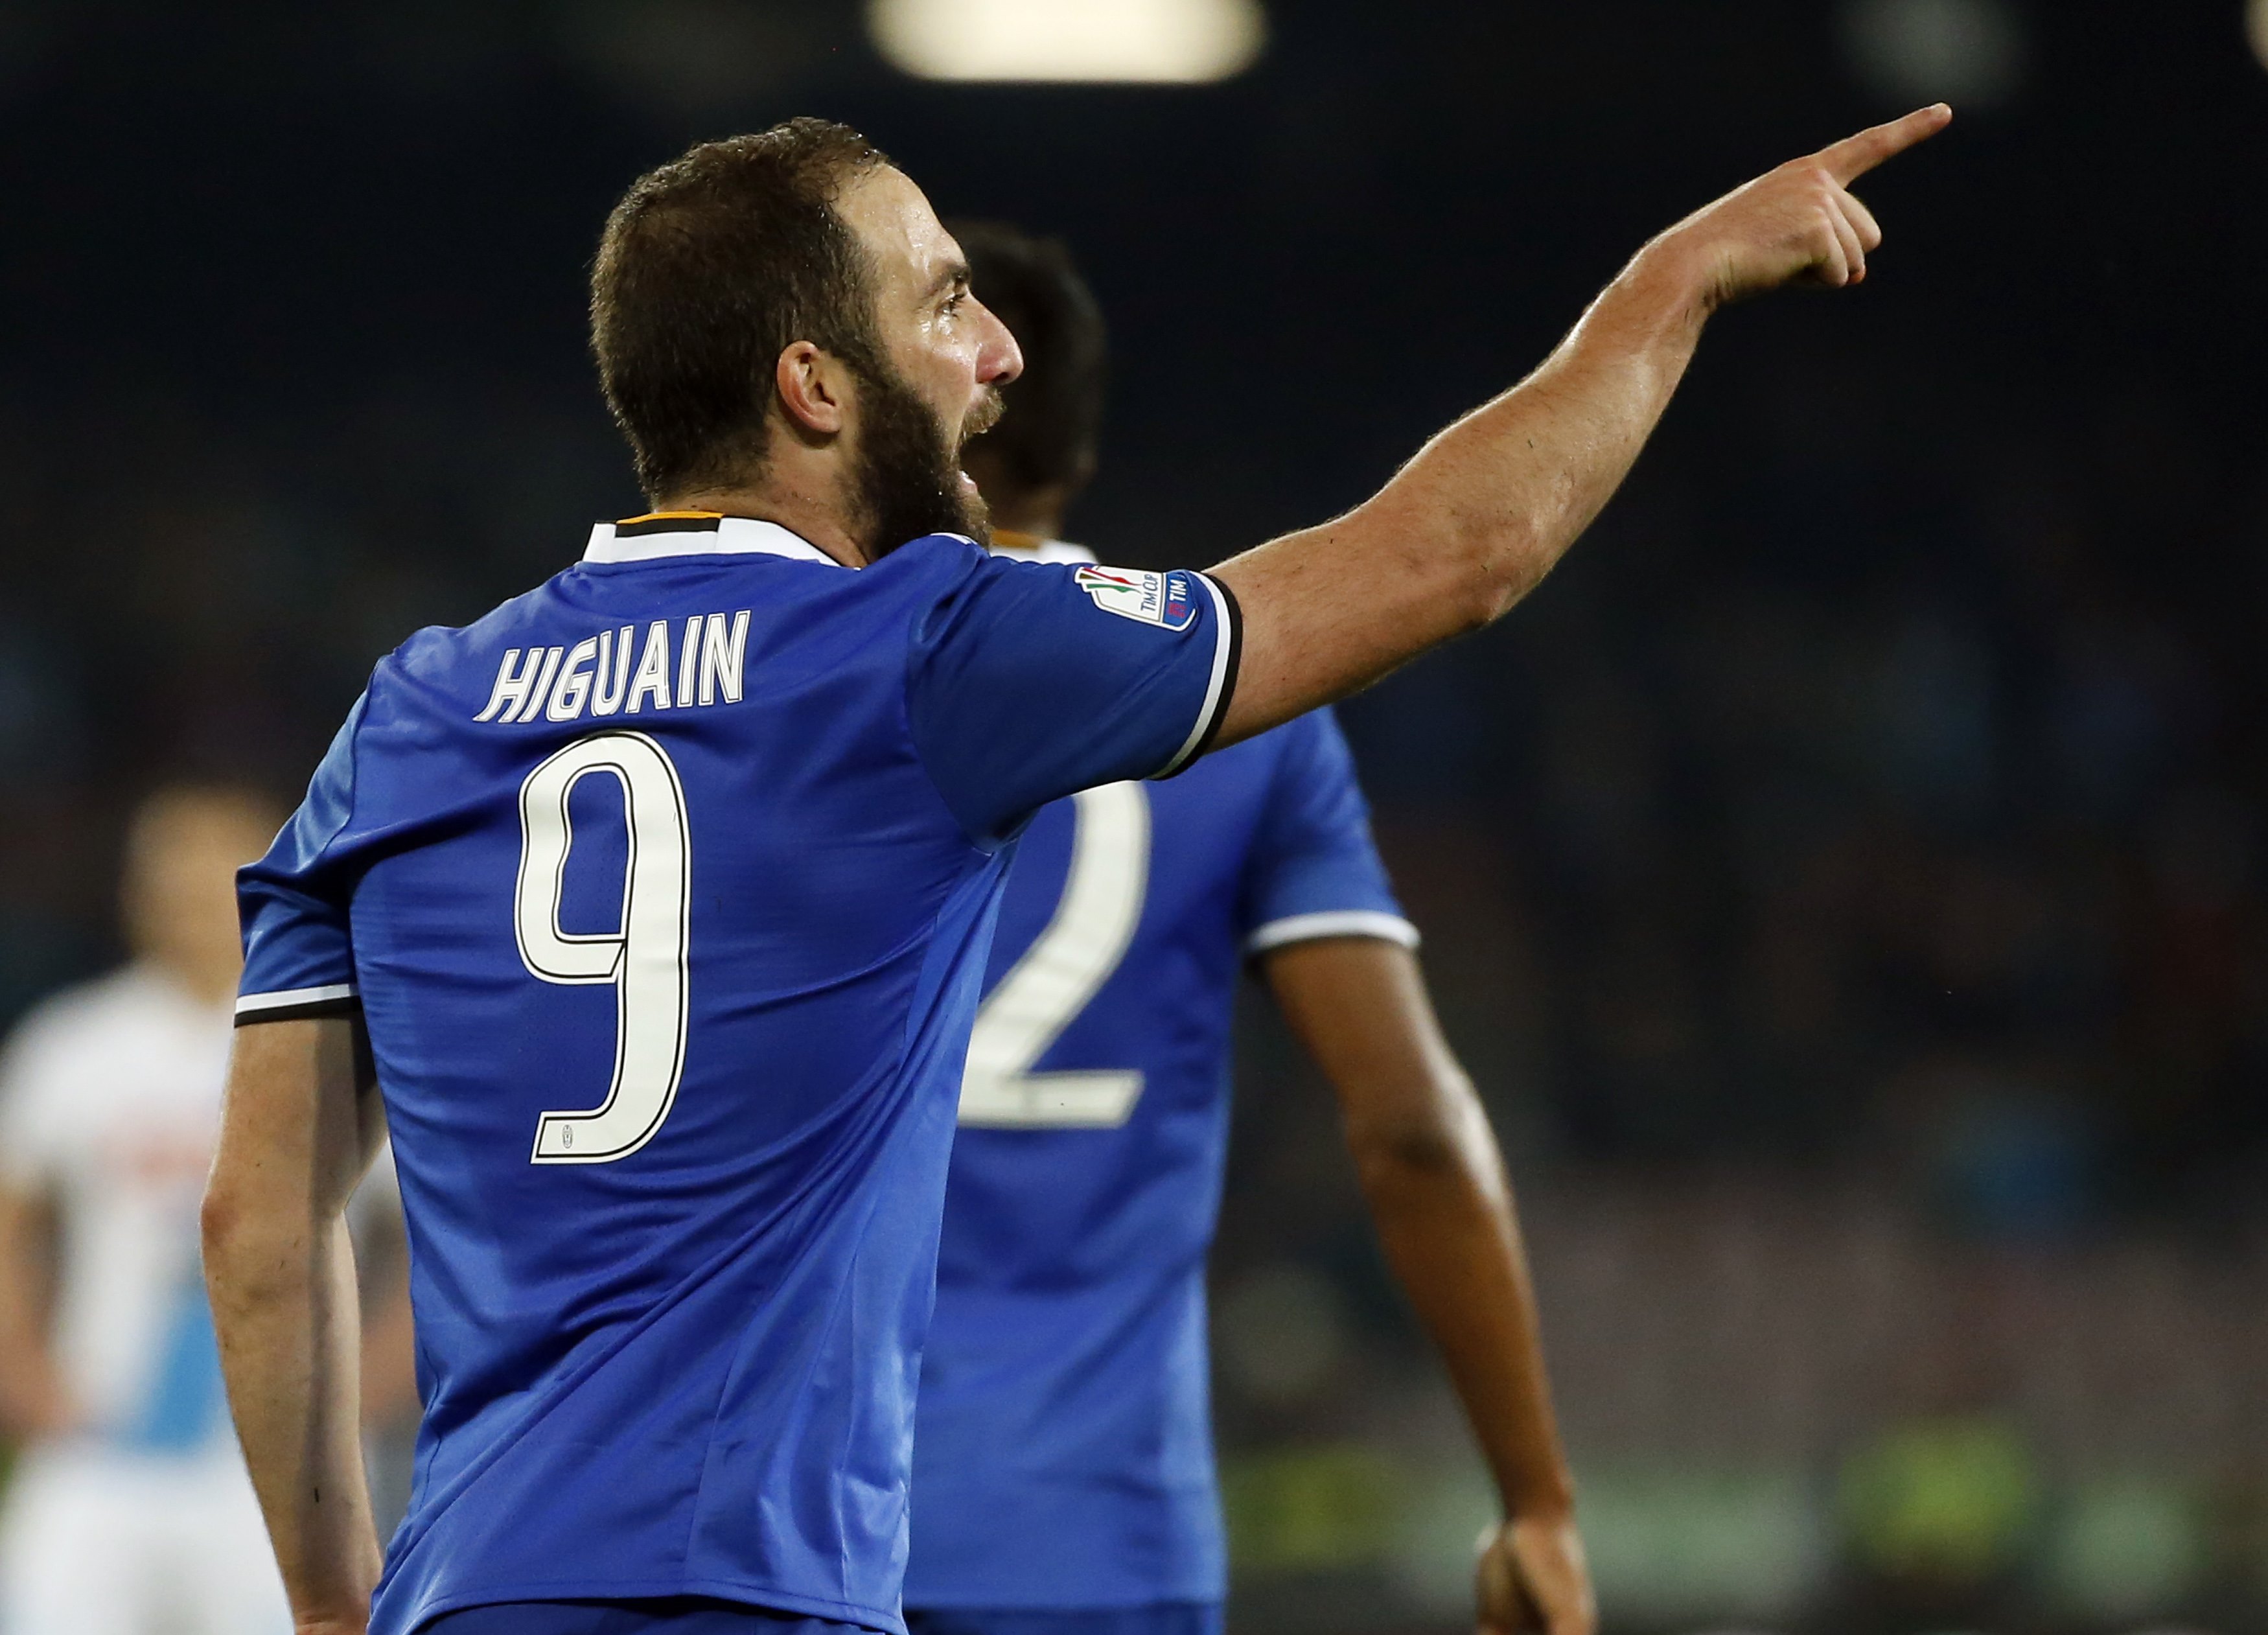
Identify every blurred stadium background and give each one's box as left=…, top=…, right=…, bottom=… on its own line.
left=2, top=1, right=2267, bottom=1630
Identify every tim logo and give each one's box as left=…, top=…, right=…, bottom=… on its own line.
left=1075, top=565, right=1201, bottom=632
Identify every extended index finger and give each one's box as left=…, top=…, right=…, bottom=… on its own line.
left=1818, top=103, right=1953, bottom=184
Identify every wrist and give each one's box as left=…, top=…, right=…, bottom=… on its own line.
left=1501, top=1469, right=1579, bottom=1523
left=1619, top=230, right=1719, bottom=331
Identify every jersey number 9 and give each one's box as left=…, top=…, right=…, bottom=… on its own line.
left=514, top=732, right=692, bottom=1164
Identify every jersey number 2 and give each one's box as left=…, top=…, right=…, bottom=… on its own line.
left=959, top=781, right=1150, bottom=1129
left=515, top=732, right=691, bottom=1164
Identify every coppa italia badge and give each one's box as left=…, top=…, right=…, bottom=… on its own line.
left=1074, top=565, right=1200, bottom=632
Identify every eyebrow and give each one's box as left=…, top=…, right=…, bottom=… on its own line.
left=924, top=259, right=971, bottom=303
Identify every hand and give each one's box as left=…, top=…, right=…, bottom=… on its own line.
left=1645, top=104, right=1953, bottom=310
left=1477, top=1511, right=1595, bottom=1635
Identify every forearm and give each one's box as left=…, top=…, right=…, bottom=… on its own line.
left=0, top=1192, right=66, bottom=1437
left=1353, top=1092, right=1574, bottom=1517
left=1208, top=104, right=1949, bottom=748
left=205, top=1016, right=388, bottom=1631
left=1267, top=940, right=1575, bottom=1517
left=1361, top=242, right=1707, bottom=616
left=206, top=1206, right=382, bottom=1628
left=1211, top=242, right=1709, bottom=741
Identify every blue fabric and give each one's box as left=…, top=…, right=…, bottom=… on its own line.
left=1236, top=707, right=1407, bottom=933
left=907, top=561, right=1229, bottom=844
left=427, top=1599, right=865, bottom=1634
left=235, top=528, right=1235, bottom=1635
left=904, top=1604, right=1221, bottom=1635
left=906, top=710, right=1406, bottom=1608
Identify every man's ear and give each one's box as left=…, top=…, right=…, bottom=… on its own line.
left=775, top=342, right=852, bottom=438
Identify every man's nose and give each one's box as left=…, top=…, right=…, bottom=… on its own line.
left=974, top=300, right=1024, bottom=386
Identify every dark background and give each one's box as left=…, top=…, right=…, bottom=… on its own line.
left=2, top=3, right=2265, bottom=1629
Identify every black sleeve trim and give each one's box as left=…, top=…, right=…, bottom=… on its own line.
left=233, top=995, right=364, bottom=1027
left=1156, top=572, right=1242, bottom=779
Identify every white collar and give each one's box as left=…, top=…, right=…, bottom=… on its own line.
left=988, top=536, right=1097, bottom=564
left=583, top=514, right=843, bottom=567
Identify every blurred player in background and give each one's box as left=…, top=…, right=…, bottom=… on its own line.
left=0, top=783, right=292, bottom=1634
left=905, top=225, right=1591, bottom=1635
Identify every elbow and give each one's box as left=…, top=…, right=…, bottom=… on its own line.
left=201, top=1158, right=338, bottom=1314
left=1336, top=494, right=1542, bottom=639
left=198, top=1181, right=247, bottom=1279
left=1345, top=1071, right=1494, bottom=1193
left=199, top=1181, right=233, bottom=1257
left=1444, top=511, right=1547, bottom=633
left=198, top=1175, right=288, bottom=1299
left=1347, top=1113, right=1470, bottom=1190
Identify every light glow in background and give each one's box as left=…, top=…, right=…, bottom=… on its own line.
left=868, top=0, right=1266, bottom=83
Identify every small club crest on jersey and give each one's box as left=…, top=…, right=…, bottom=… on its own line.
left=1074, top=566, right=1200, bottom=632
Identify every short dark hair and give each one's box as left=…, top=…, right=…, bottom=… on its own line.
left=592, top=118, right=890, bottom=501
left=950, top=221, right=1107, bottom=500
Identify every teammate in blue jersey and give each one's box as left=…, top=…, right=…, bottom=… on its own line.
left=904, top=225, right=1590, bottom=1635
left=201, top=107, right=1949, bottom=1635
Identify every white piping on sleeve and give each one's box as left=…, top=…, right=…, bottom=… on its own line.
left=234, top=982, right=360, bottom=1019
left=1154, top=574, right=1237, bottom=778
left=1245, top=910, right=1421, bottom=956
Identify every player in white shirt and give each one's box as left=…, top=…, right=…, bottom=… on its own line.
left=0, top=784, right=294, bottom=1635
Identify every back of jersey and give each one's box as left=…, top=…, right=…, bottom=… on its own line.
left=907, top=710, right=1413, bottom=1612
left=235, top=516, right=1242, bottom=1635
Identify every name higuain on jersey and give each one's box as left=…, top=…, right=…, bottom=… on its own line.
left=474, top=611, right=752, bottom=726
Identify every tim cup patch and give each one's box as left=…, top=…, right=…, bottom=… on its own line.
left=1075, top=565, right=1201, bottom=632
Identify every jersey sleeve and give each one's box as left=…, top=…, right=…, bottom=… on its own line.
left=906, top=550, right=1241, bottom=846
left=1240, top=710, right=1419, bottom=956
left=235, top=695, right=368, bottom=1025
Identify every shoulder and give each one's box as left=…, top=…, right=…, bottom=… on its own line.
left=878, top=531, right=993, bottom=596
left=381, top=580, right=557, bottom=690
left=336, top=597, right=540, bottom=747
left=895, top=534, right=1094, bottom=655
left=905, top=540, right=1223, bottom=651
left=897, top=531, right=989, bottom=565
left=991, top=536, right=1095, bottom=566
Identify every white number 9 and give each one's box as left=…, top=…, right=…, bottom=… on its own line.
left=515, top=732, right=691, bottom=1164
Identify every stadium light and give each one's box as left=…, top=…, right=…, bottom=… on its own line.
left=2251, top=0, right=2268, bottom=74
left=866, top=0, right=1266, bottom=84
left=1839, top=0, right=2026, bottom=110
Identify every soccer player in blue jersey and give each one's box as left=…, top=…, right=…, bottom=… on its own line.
left=903, top=224, right=1590, bottom=1635
left=200, top=107, right=1947, bottom=1635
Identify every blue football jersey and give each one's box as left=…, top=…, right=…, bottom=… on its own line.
left=903, top=704, right=1413, bottom=1610
left=233, top=516, right=1241, bottom=1635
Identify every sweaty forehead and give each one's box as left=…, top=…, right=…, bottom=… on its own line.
left=837, top=167, right=959, bottom=302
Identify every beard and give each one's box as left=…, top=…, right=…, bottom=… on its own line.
left=848, top=364, right=1002, bottom=561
